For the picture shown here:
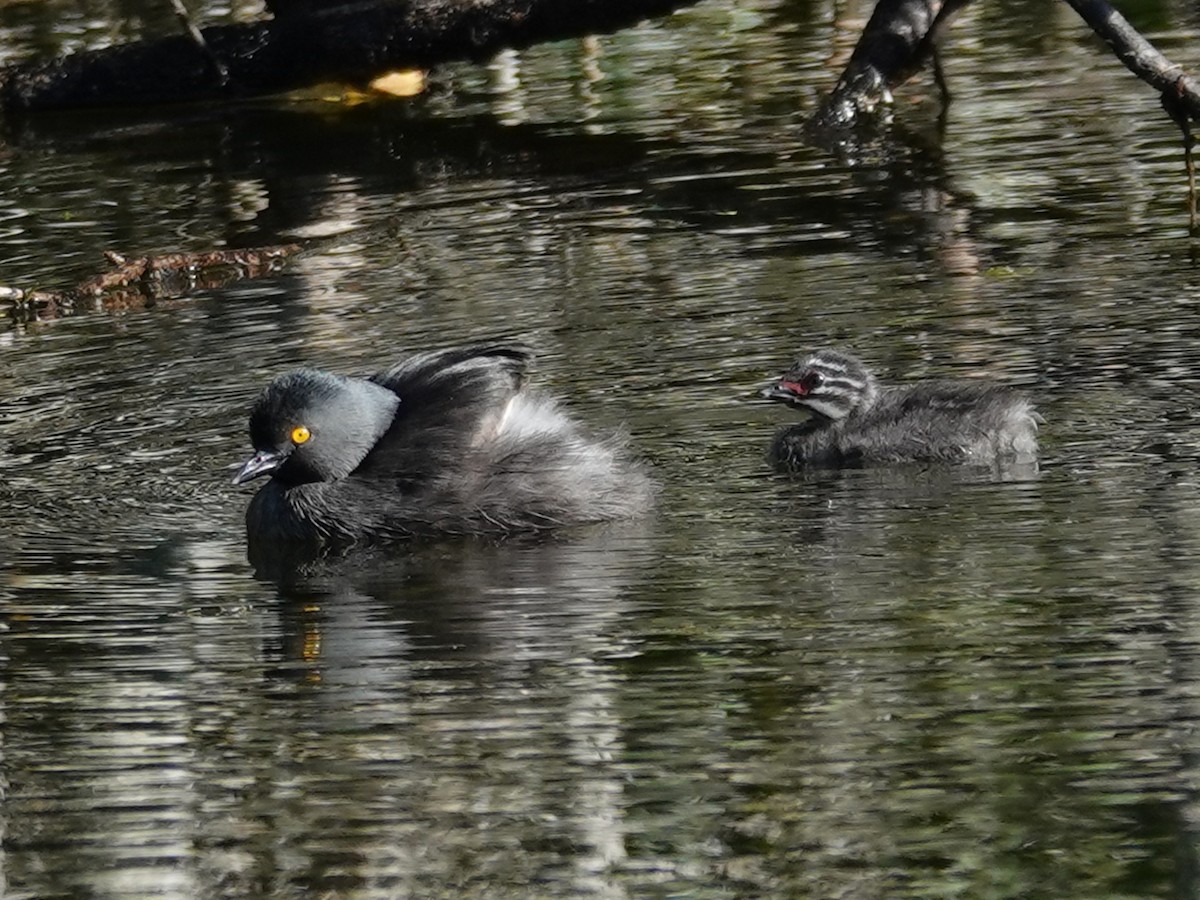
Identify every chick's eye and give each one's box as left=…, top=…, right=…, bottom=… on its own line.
left=801, top=371, right=823, bottom=392
left=291, top=425, right=311, bottom=445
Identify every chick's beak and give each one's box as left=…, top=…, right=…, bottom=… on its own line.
left=233, top=448, right=288, bottom=485
left=760, top=380, right=805, bottom=406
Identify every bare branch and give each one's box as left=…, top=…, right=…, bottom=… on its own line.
left=1065, top=0, right=1200, bottom=122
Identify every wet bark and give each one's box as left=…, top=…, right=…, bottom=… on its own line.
left=813, top=0, right=1200, bottom=135
left=0, top=0, right=699, bottom=114
left=0, top=245, right=301, bottom=322
left=1066, top=0, right=1200, bottom=123
left=810, top=0, right=970, bottom=132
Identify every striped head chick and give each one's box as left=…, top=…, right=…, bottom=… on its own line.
left=761, top=348, right=878, bottom=421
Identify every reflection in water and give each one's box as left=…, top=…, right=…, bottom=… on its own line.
left=253, top=533, right=653, bottom=896
left=1, top=530, right=658, bottom=897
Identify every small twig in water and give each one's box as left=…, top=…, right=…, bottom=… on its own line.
left=1161, top=78, right=1199, bottom=231
left=168, top=0, right=230, bottom=88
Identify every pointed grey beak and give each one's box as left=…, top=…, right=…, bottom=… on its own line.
left=760, top=382, right=802, bottom=405
left=233, top=448, right=288, bottom=485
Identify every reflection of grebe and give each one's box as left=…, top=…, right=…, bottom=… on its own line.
left=761, top=348, right=1040, bottom=469
left=234, top=342, right=655, bottom=546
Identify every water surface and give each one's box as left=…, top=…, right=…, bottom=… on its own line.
left=2, top=0, right=1200, bottom=896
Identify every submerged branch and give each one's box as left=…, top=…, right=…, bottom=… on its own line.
left=0, top=244, right=301, bottom=322
left=810, top=0, right=964, bottom=133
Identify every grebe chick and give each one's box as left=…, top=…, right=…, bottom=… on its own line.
left=761, top=347, right=1039, bottom=469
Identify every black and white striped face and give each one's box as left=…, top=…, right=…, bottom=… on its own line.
left=761, top=348, right=876, bottom=420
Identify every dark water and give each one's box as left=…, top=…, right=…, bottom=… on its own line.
left=3, top=0, right=1200, bottom=896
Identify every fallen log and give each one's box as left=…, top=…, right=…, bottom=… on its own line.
left=0, top=0, right=699, bottom=113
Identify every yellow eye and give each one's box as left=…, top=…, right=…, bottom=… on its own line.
left=291, top=425, right=311, bottom=445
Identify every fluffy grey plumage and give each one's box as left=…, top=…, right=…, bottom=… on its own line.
left=762, top=348, right=1040, bottom=469
left=234, top=342, right=655, bottom=549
